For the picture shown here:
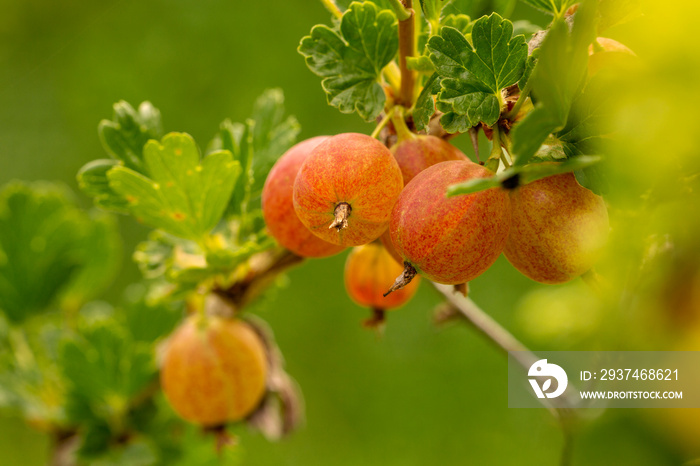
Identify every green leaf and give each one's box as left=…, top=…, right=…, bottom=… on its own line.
left=247, top=89, right=301, bottom=196
left=108, top=133, right=241, bottom=241
left=98, top=101, right=163, bottom=173
left=334, top=0, right=395, bottom=11
left=61, top=321, right=156, bottom=423
left=77, top=421, right=112, bottom=458
left=88, top=439, right=158, bottom=466
left=557, top=73, right=609, bottom=156
left=518, top=49, right=539, bottom=90
left=121, top=294, right=181, bottom=344
left=209, top=90, right=299, bottom=221
left=58, top=213, right=122, bottom=312
left=512, top=0, right=597, bottom=165
left=512, top=20, right=542, bottom=40
left=133, top=230, right=206, bottom=284
left=420, top=0, right=443, bottom=24
left=298, top=1, right=399, bottom=121
left=533, top=142, right=568, bottom=161
left=517, top=0, right=575, bottom=16
left=134, top=224, right=273, bottom=286
left=441, top=14, right=473, bottom=36
left=406, top=55, right=435, bottom=73
left=598, top=0, right=642, bottom=33
left=574, top=163, right=608, bottom=195
left=77, top=159, right=131, bottom=213
left=133, top=231, right=178, bottom=280
left=0, top=320, right=68, bottom=423
left=443, top=0, right=516, bottom=18
left=511, top=106, right=562, bottom=164
left=518, top=156, right=602, bottom=184
left=212, top=120, right=253, bottom=220
left=413, top=73, right=441, bottom=131
left=428, top=13, right=527, bottom=132
left=447, top=155, right=602, bottom=195
left=205, top=235, right=275, bottom=271
left=447, top=176, right=501, bottom=196
left=0, top=183, right=118, bottom=323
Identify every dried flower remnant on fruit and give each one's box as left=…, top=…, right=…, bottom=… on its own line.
left=293, top=133, right=403, bottom=246
left=329, top=202, right=351, bottom=231
left=262, top=137, right=344, bottom=258
left=344, top=243, right=419, bottom=326
left=384, top=262, right=417, bottom=296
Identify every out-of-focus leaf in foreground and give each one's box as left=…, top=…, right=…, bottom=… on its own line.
left=0, top=183, right=121, bottom=323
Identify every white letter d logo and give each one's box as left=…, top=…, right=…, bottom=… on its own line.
left=528, top=359, right=568, bottom=399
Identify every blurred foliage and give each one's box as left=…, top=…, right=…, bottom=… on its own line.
left=0, top=182, right=122, bottom=322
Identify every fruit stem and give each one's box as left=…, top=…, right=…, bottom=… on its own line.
left=214, top=249, right=304, bottom=310
left=395, top=0, right=416, bottom=106
left=371, top=111, right=393, bottom=139
left=485, top=125, right=503, bottom=173
left=319, top=0, right=342, bottom=18
left=454, top=283, right=468, bottom=297
left=386, top=0, right=411, bottom=21
left=499, top=131, right=514, bottom=165
left=363, top=308, right=386, bottom=329
left=468, top=127, right=481, bottom=163
left=329, top=202, right=351, bottom=231
left=391, top=106, right=416, bottom=142
left=384, top=262, right=417, bottom=296
left=500, top=152, right=511, bottom=169
left=203, top=424, right=238, bottom=456
left=506, top=79, right=532, bottom=121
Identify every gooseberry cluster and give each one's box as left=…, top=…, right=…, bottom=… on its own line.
left=260, top=115, right=609, bottom=320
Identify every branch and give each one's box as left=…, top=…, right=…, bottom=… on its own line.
left=397, top=2, right=416, bottom=106
left=214, top=249, right=305, bottom=311
left=319, top=0, right=342, bottom=19
left=431, top=282, right=578, bottom=464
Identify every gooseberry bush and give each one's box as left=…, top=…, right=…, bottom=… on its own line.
left=0, top=0, right=637, bottom=464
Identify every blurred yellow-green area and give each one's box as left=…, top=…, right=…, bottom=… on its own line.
left=1, top=0, right=699, bottom=464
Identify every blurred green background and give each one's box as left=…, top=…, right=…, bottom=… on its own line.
left=0, top=0, right=692, bottom=464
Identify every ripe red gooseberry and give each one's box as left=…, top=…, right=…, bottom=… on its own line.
left=262, top=137, right=344, bottom=258
left=293, top=133, right=403, bottom=247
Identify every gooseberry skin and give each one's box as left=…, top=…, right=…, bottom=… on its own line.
left=381, top=135, right=468, bottom=265
left=161, top=315, right=268, bottom=426
left=391, top=135, right=468, bottom=185
left=390, top=160, right=511, bottom=285
left=262, top=137, right=344, bottom=258
left=380, top=229, right=403, bottom=265
left=504, top=172, right=609, bottom=284
left=588, top=37, right=636, bottom=76
left=293, top=133, right=404, bottom=247
left=345, top=242, right=420, bottom=310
